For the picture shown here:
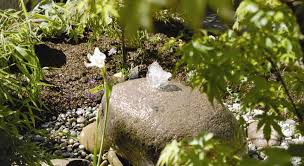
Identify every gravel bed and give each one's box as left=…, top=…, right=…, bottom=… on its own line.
left=28, top=105, right=100, bottom=162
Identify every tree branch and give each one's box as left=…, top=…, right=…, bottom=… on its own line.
left=266, top=56, right=303, bottom=122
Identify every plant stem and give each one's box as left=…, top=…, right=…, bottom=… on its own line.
left=121, top=27, right=127, bottom=68
left=93, top=99, right=101, bottom=166
left=97, top=67, right=111, bottom=166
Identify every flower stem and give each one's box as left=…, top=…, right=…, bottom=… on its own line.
left=93, top=91, right=101, bottom=166
left=97, top=67, right=111, bottom=166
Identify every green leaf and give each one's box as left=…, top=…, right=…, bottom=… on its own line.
left=89, top=84, right=103, bottom=94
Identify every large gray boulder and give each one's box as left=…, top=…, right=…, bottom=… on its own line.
left=81, top=78, right=244, bottom=165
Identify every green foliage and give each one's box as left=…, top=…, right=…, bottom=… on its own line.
left=181, top=0, right=304, bottom=139
left=77, top=0, right=119, bottom=40
left=240, top=148, right=292, bottom=165
left=31, top=0, right=119, bottom=41
left=157, top=133, right=240, bottom=166
left=158, top=132, right=296, bottom=166
left=119, top=0, right=233, bottom=37
left=31, top=0, right=85, bottom=41
left=0, top=7, right=49, bottom=164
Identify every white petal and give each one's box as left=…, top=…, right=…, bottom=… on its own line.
left=94, top=47, right=102, bottom=56
left=85, top=47, right=106, bottom=68
left=84, top=62, right=94, bottom=68
left=87, top=53, right=92, bottom=61
left=100, top=52, right=106, bottom=60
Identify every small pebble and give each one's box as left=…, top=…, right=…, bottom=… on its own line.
left=67, top=146, right=73, bottom=152
left=69, top=118, right=77, bottom=123
left=291, top=157, right=302, bottom=166
left=73, top=142, right=80, bottom=149
left=62, top=128, right=69, bottom=134
left=62, top=152, right=71, bottom=158
left=66, top=111, right=72, bottom=117
left=79, top=144, right=85, bottom=150
left=89, top=118, right=96, bottom=123
left=68, top=139, right=74, bottom=145
left=60, top=114, right=66, bottom=119
left=88, top=113, right=95, bottom=119
left=76, top=109, right=84, bottom=115
left=70, top=130, right=77, bottom=136
left=80, top=150, right=87, bottom=157
left=77, top=116, right=86, bottom=124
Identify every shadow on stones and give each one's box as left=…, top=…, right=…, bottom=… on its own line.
left=67, top=159, right=91, bottom=166
left=35, top=44, right=66, bottom=68
left=160, top=84, right=182, bottom=92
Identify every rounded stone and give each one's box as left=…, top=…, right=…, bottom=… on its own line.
left=70, top=130, right=77, bottom=136
left=76, top=109, right=84, bottom=116
left=69, top=118, right=77, bottom=123
left=67, top=146, right=73, bottom=152
left=62, top=128, right=69, bottom=134
left=77, top=117, right=86, bottom=124
left=73, top=142, right=80, bottom=149
left=80, top=78, right=244, bottom=165
left=66, top=111, right=72, bottom=117
left=62, top=152, right=71, bottom=158
left=68, top=139, right=75, bottom=145
left=248, top=121, right=282, bottom=148
left=60, top=114, right=66, bottom=119
left=88, top=113, right=95, bottom=119
left=79, top=123, right=99, bottom=152
left=88, top=118, right=96, bottom=123
left=79, top=144, right=85, bottom=150
left=80, top=150, right=87, bottom=157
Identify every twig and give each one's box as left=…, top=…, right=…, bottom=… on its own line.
left=121, top=27, right=127, bottom=68
left=266, top=56, right=303, bottom=122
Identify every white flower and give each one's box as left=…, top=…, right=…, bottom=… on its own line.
left=85, top=47, right=106, bottom=68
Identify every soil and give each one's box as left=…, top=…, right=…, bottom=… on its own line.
left=37, top=33, right=184, bottom=112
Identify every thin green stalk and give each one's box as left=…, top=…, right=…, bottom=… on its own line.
left=93, top=68, right=105, bottom=166
left=97, top=67, right=111, bottom=166
left=93, top=108, right=100, bottom=165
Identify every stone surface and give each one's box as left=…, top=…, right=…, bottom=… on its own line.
left=41, top=158, right=90, bottom=166
left=247, top=121, right=282, bottom=148
left=82, top=78, right=244, bottom=165
left=79, top=123, right=99, bottom=152
left=112, top=72, right=125, bottom=83
left=128, top=66, right=139, bottom=79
